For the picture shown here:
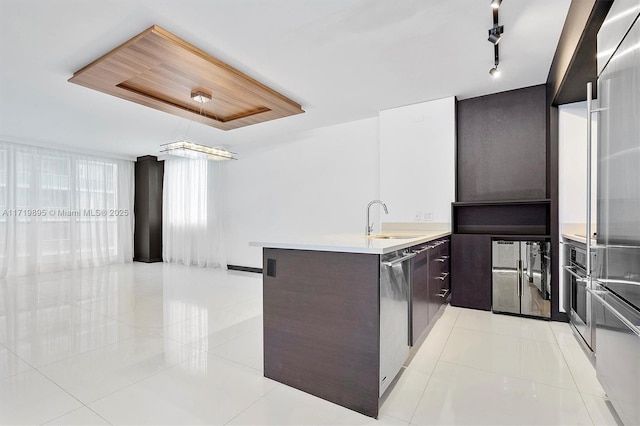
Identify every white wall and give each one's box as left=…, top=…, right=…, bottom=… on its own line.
left=558, top=101, right=597, bottom=228
left=379, top=97, right=456, bottom=224
left=222, top=117, right=380, bottom=267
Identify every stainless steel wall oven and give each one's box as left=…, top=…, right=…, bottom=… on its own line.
left=563, top=243, right=594, bottom=350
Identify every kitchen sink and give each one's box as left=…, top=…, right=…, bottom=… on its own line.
left=365, top=234, right=424, bottom=239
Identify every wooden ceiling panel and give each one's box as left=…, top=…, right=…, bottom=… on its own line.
left=69, top=25, right=304, bottom=130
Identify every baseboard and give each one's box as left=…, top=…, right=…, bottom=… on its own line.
left=227, top=264, right=263, bottom=274
left=133, top=257, right=163, bottom=263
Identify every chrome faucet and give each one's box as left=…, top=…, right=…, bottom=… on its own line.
left=366, top=200, right=388, bottom=235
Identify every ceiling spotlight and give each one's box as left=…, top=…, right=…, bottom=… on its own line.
left=491, top=0, right=502, bottom=9
left=488, top=26, right=504, bottom=45
left=489, top=66, right=501, bottom=77
left=190, top=90, right=212, bottom=103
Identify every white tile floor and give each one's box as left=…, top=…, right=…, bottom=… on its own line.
left=0, top=262, right=621, bottom=425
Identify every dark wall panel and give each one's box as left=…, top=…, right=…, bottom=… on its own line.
left=457, top=85, right=547, bottom=202
left=134, top=156, right=164, bottom=263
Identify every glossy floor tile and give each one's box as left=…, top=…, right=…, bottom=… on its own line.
left=38, top=333, right=203, bottom=403
left=0, top=343, right=33, bottom=379
left=227, top=383, right=408, bottom=426
left=5, top=317, right=138, bottom=367
left=43, top=407, right=110, bottom=426
left=209, top=328, right=263, bottom=371
left=0, top=263, right=622, bottom=425
left=89, top=352, right=278, bottom=425
left=0, top=369, right=82, bottom=425
left=439, top=326, right=522, bottom=378
left=379, top=368, right=430, bottom=422
left=411, top=361, right=593, bottom=426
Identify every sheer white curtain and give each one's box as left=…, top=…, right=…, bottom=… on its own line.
left=0, top=141, right=134, bottom=277
left=163, top=158, right=226, bottom=268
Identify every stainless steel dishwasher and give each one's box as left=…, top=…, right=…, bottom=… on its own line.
left=379, top=249, right=415, bottom=396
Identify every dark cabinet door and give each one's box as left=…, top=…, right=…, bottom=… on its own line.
left=411, top=249, right=429, bottom=345
left=437, top=239, right=451, bottom=299
left=451, top=234, right=492, bottom=310
left=427, top=238, right=450, bottom=323
left=427, top=245, right=442, bottom=325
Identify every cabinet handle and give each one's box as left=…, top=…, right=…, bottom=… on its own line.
left=518, top=260, right=523, bottom=297
left=435, top=255, right=449, bottom=263
left=437, top=289, right=450, bottom=298
left=586, top=82, right=593, bottom=281
left=435, top=272, right=450, bottom=281
left=585, top=82, right=605, bottom=280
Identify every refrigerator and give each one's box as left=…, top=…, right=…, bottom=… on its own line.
left=589, top=4, right=640, bottom=426
left=492, top=240, right=551, bottom=318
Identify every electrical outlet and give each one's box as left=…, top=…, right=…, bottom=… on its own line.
left=414, top=212, right=421, bottom=222
left=423, top=212, right=433, bottom=221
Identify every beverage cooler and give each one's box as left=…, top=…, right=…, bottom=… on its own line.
left=492, top=240, right=551, bottom=319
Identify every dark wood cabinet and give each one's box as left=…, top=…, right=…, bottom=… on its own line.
left=410, top=237, right=450, bottom=345
left=452, top=85, right=557, bottom=316
left=451, top=234, right=492, bottom=310
left=456, top=85, right=548, bottom=202
left=263, top=248, right=381, bottom=418
left=431, top=239, right=451, bottom=319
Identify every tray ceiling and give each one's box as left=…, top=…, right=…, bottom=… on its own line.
left=68, top=25, right=304, bottom=131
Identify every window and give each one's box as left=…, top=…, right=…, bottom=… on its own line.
left=0, top=142, right=134, bottom=277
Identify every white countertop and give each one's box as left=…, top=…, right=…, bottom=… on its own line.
left=561, top=223, right=597, bottom=246
left=562, top=233, right=596, bottom=246
left=250, top=230, right=450, bottom=255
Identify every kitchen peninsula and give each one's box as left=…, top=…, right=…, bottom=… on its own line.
left=251, top=229, right=450, bottom=418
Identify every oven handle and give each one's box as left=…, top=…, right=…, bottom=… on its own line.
left=563, top=265, right=587, bottom=282
left=587, top=287, right=640, bottom=337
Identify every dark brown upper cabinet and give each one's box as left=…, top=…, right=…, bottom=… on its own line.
left=456, top=84, right=548, bottom=202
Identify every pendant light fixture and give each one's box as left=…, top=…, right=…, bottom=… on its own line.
left=161, top=89, right=238, bottom=161
left=488, top=0, right=504, bottom=77
left=161, top=140, right=237, bottom=161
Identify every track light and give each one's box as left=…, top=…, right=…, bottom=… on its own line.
left=487, top=1, right=504, bottom=76
left=488, top=26, right=504, bottom=45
